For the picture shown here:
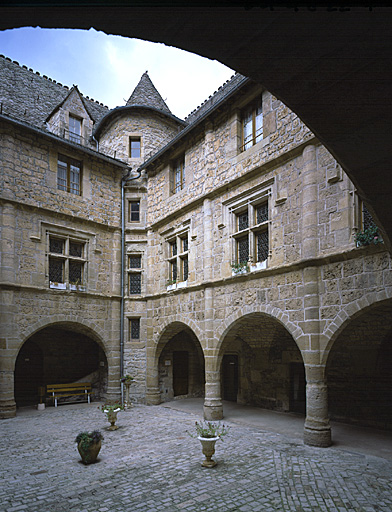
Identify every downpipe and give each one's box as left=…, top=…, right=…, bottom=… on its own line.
left=120, top=167, right=141, bottom=404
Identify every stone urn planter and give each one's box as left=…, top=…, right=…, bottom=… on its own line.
left=187, top=420, right=230, bottom=468
left=198, top=436, right=220, bottom=468
left=121, top=374, right=134, bottom=409
left=100, top=402, right=124, bottom=430
left=75, top=431, right=103, bottom=465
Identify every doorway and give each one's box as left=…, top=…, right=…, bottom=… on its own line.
left=289, top=362, right=306, bottom=413
left=173, top=351, right=189, bottom=396
left=222, top=354, right=238, bottom=402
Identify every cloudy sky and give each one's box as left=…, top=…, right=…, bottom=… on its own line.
left=0, top=27, right=234, bottom=119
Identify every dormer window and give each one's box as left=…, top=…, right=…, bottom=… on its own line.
left=69, top=115, right=82, bottom=144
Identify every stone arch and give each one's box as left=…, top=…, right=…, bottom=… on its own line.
left=324, top=296, right=392, bottom=430
left=151, top=316, right=205, bottom=363
left=17, top=315, right=107, bottom=359
left=215, top=304, right=303, bottom=370
left=13, top=316, right=109, bottom=407
left=216, top=307, right=306, bottom=414
left=148, top=319, right=205, bottom=404
left=321, top=292, right=392, bottom=366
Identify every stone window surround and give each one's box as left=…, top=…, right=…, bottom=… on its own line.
left=224, top=182, right=273, bottom=272
left=128, top=199, right=141, bottom=223
left=46, top=228, right=89, bottom=290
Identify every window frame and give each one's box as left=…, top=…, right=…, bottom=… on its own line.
left=170, top=156, right=186, bottom=195
left=129, top=200, right=141, bottom=223
left=229, top=190, right=271, bottom=271
left=167, top=231, right=189, bottom=286
left=47, top=234, right=87, bottom=290
left=57, top=154, right=82, bottom=196
left=240, top=96, right=263, bottom=152
left=129, top=318, right=141, bottom=340
left=128, top=252, right=143, bottom=295
left=69, top=115, right=82, bottom=144
left=129, top=136, right=142, bottom=159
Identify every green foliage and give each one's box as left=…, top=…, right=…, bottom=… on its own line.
left=231, top=262, right=249, bottom=274
left=355, top=225, right=383, bottom=247
left=121, top=374, right=134, bottom=384
left=100, top=401, right=124, bottom=417
left=187, top=421, right=230, bottom=440
left=75, top=430, right=103, bottom=457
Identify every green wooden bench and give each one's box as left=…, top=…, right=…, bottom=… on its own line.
left=46, top=382, right=92, bottom=407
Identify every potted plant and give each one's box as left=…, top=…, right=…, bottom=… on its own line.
left=100, top=402, right=124, bottom=430
left=75, top=430, right=103, bottom=464
left=121, top=374, right=134, bottom=409
left=355, top=225, right=383, bottom=247
left=188, top=420, right=230, bottom=468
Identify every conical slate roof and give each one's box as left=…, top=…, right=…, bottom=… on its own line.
left=126, top=71, right=171, bottom=114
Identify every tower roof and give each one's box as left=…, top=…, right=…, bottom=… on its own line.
left=126, top=71, right=171, bottom=114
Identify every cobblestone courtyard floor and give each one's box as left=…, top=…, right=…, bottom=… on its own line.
left=0, top=402, right=391, bottom=512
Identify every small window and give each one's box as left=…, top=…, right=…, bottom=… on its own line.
left=129, top=318, right=140, bottom=340
left=129, top=255, right=142, bottom=268
left=241, top=97, right=263, bottom=152
left=129, top=201, right=140, bottom=222
left=129, top=273, right=142, bottom=295
left=129, top=137, right=141, bottom=159
left=69, top=115, right=81, bottom=144
left=57, top=154, right=82, bottom=195
left=170, top=157, right=185, bottom=194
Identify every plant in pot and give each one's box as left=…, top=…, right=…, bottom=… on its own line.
left=121, top=374, right=134, bottom=409
left=100, top=401, right=124, bottom=430
left=188, top=420, right=230, bottom=468
left=75, top=430, right=103, bottom=464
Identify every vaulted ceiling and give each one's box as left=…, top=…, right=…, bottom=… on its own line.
left=2, top=2, right=391, bottom=247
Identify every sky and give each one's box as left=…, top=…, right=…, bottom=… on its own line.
left=0, top=27, right=234, bottom=119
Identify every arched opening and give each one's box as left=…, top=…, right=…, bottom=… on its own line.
left=157, top=325, right=204, bottom=403
left=14, top=323, right=108, bottom=407
left=220, top=313, right=305, bottom=414
left=326, top=301, right=392, bottom=430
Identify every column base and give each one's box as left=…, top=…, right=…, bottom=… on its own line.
left=0, top=400, right=16, bottom=419
left=203, top=398, right=223, bottom=421
left=304, top=423, right=332, bottom=447
left=145, top=388, right=161, bottom=405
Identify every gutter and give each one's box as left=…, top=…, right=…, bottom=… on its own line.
left=120, top=167, right=142, bottom=404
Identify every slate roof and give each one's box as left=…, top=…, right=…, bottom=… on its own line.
left=0, top=55, right=109, bottom=130
left=126, top=71, right=171, bottom=114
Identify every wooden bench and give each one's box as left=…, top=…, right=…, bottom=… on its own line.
left=46, top=382, right=92, bottom=407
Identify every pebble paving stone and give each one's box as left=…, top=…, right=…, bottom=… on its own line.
left=0, top=403, right=391, bottom=511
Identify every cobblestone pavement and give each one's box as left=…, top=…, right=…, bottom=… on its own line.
left=1, top=403, right=391, bottom=512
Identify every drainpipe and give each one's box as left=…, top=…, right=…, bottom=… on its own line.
left=120, top=167, right=141, bottom=404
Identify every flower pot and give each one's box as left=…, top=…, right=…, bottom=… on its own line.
left=198, top=436, right=220, bottom=468
left=106, top=410, right=119, bottom=430
left=77, top=440, right=101, bottom=465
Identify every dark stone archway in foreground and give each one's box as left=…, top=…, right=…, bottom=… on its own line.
left=2, top=3, right=392, bottom=247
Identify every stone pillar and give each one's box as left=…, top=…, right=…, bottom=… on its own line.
left=301, top=144, right=318, bottom=259
left=204, top=358, right=223, bottom=420
left=304, top=372, right=331, bottom=447
left=145, top=346, right=161, bottom=405
left=0, top=204, right=17, bottom=418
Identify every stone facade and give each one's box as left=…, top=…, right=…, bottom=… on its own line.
left=1, top=55, right=391, bottom=447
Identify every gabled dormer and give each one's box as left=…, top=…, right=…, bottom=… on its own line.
left=46, top=86, right=95, bottom=147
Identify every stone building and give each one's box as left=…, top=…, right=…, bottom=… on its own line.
left=1, top=55, right=391, bottom=448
